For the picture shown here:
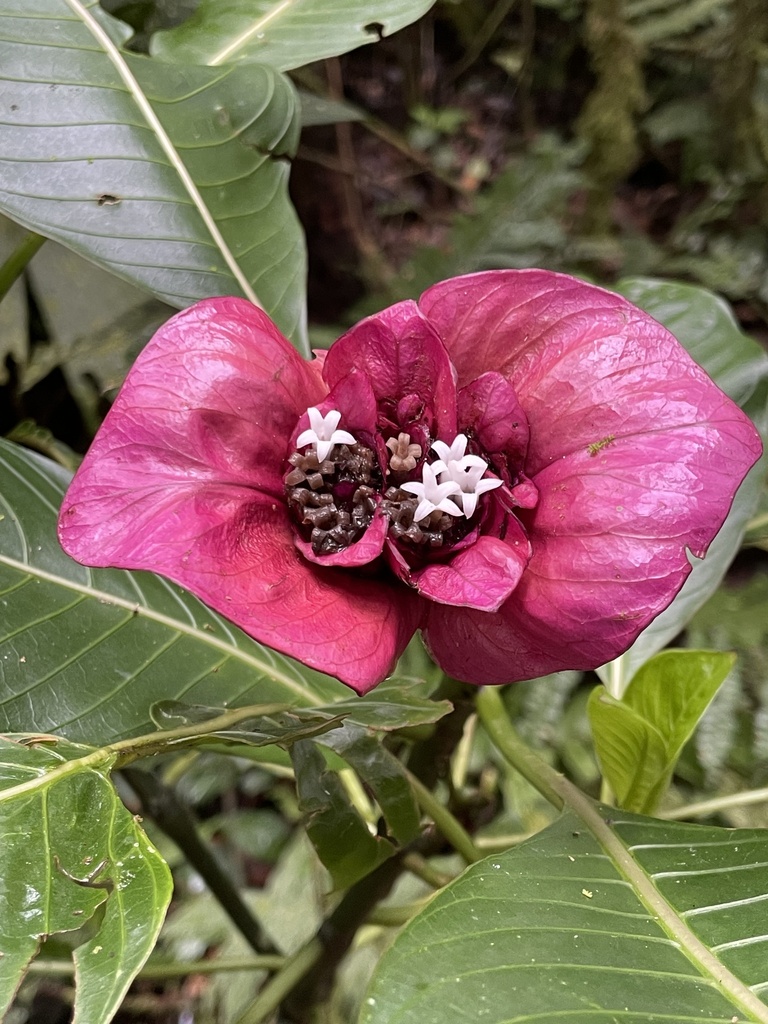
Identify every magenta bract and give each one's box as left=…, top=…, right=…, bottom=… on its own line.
left=58, top=271, right=762, bottom=693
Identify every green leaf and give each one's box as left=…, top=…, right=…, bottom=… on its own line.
left=599, top=279, right=768, bottom=694
left=151, top=700, right=347, bottom=746
left=362, top=808, right=768, bottom=1024
left=589, top=649, right=735, bottom=812
left=318, top=724, right=421, bottom=845
left=0, top=735, right=172, bottom=1024
left=291, top=740, right=395, bottom=888
left=615, top=277, right=768, bottom=407
left=0, top=0, right=307, bottom=347
left=150, top=0, right=439, bottom=72
left=298, top=90, right=365, bottom=128
left=0, top=438, right=350, bottom=744
left=314, top=676, right=452, bottom=731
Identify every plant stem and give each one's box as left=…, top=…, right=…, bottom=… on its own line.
left=0, top=701, right=293, bottom=804
left=405, top=769, right=482, bottom=864
left=368, top=898, right=431, bottom=926
left=123, top=767, right=271, bottom=956
left=476, top=687, right=564, bottom=810
left=476, top=686, right=768, bottom=1024
left=235, top=939, right=324, bottom=1024
left=28, top=955, right=286, bottom=979
left=261, top=687, right=475, bottom=1021
left=474, top=831, right=535, bottom=852
left=0, top=231, right=45, bottom=303
left=661, top=785, right=768, bottom=820
left=402, top=851, right=454, bottom=888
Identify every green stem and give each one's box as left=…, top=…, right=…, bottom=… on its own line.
left=661, top=785, right=768, bottom=820
left=235, top=939, right=323, bottom=1024
left=0, top=231, right=46, bottom=304
left=402, top=851, right=454, bottom=888
left=474, top=831, right=535, bottom=852
left=476, top=686, right=768, bottom=1024
left=123, top=767, right=270, bottom=955
left=28, top=955, right=286, bottom=979
left=405, top=769, right=482, bottom=864
left=476, top=687, right=564, bottom=809
left=0, top=701, right=292, bottom=803
left=368, top=899, right=431, bottom=926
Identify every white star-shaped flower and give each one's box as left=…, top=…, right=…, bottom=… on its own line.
left=296, top=407, right=356, bottom=462
left=430, top=435, right=503, bottom=518
left=401, top=463, right=463, bottom=523
left=431, top=434, right=469, bottom=465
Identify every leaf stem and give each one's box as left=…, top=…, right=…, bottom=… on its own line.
left=402, top=851, right=454, bottom=888
left=123, top=766, right=270, bottom=955
left=661, top=785, right=768, bottom=820
left=27, top=954, right=286, bottom=978
left=368, top=898, right=431, bottom=926
left=476, top=686, right=768, bottom=1024
left=235, top=939, right=324, bottom=1024
left=0, top=231, right=45, bottom=304
left=405, top=769, right=482, bottom=864
left=476, top=687, right=564, bottom=810
left=0, top=702, right=292, bottom=803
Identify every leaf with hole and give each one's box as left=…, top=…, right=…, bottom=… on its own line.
left=589, top=649, right=735, bottom=813
left=362, top=807, right=768, bottom=1024
left=151, top=0, right=439, bottom=72
left=0, top=735, right=172, bottom=1024
left=0, top=0, right=307, bottom=347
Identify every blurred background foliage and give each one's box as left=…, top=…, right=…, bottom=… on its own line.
left=4, top=1, right=768, bottom=1021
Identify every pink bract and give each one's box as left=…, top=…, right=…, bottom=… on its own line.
left=58, top=271, right=762, bottom=693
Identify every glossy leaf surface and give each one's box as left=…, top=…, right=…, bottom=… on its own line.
left=151, top=0, right=438, bottom=71
left=0, top=735, right=171, bottom=1024
left=0, top=438, right=350, bottom=743
left=0, top=0, right=307, bottom=346
left=589, top=649, right=735, bottom=812
left=318, top=724, right=421, bottom=845
left=599, top=279, right=768, bottom=694
left=362, top=809, right=768, bottom=1024
left=291, top=740, right=395, bottom=888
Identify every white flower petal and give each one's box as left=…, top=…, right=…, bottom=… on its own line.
left=460, top=491, right=479, bottom=518
left=436, top=497, right=463, bottom=517
left=431, top=440, right=452, bottom=462
left=475, top=477, right=503, bottom=495
left=315, top=439, right=334, bottom=462
left=296, top=428, right=317, bottom=449
left=306, top=407, right=324, bottom=433
left=414, top=499, right=434, bottom=522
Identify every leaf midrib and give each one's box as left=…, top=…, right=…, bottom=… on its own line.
left=209, top=0, right=298, bottom=65
left=0, top=553, right=318, bottom=702
left=565, top=785, right=768, bottom=1022
left=63, top=0, right=262, bottom=309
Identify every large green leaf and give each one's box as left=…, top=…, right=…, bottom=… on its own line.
left=589, top=649, right=735, bottom=813
left=0, top=438, right=349, bottom=743
left=0, top=0, right=307, bottom=347
left=318, top=723, right=421, bottom=845
left=362, top=807, right=768, bottom=1024
left=0, top=734, right=172, bottom=1024
left=150, top=0, right=438, bottom=72
left=599, top=279, right=768, bottom=695
left=291, top=739, right=395, bottom=888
